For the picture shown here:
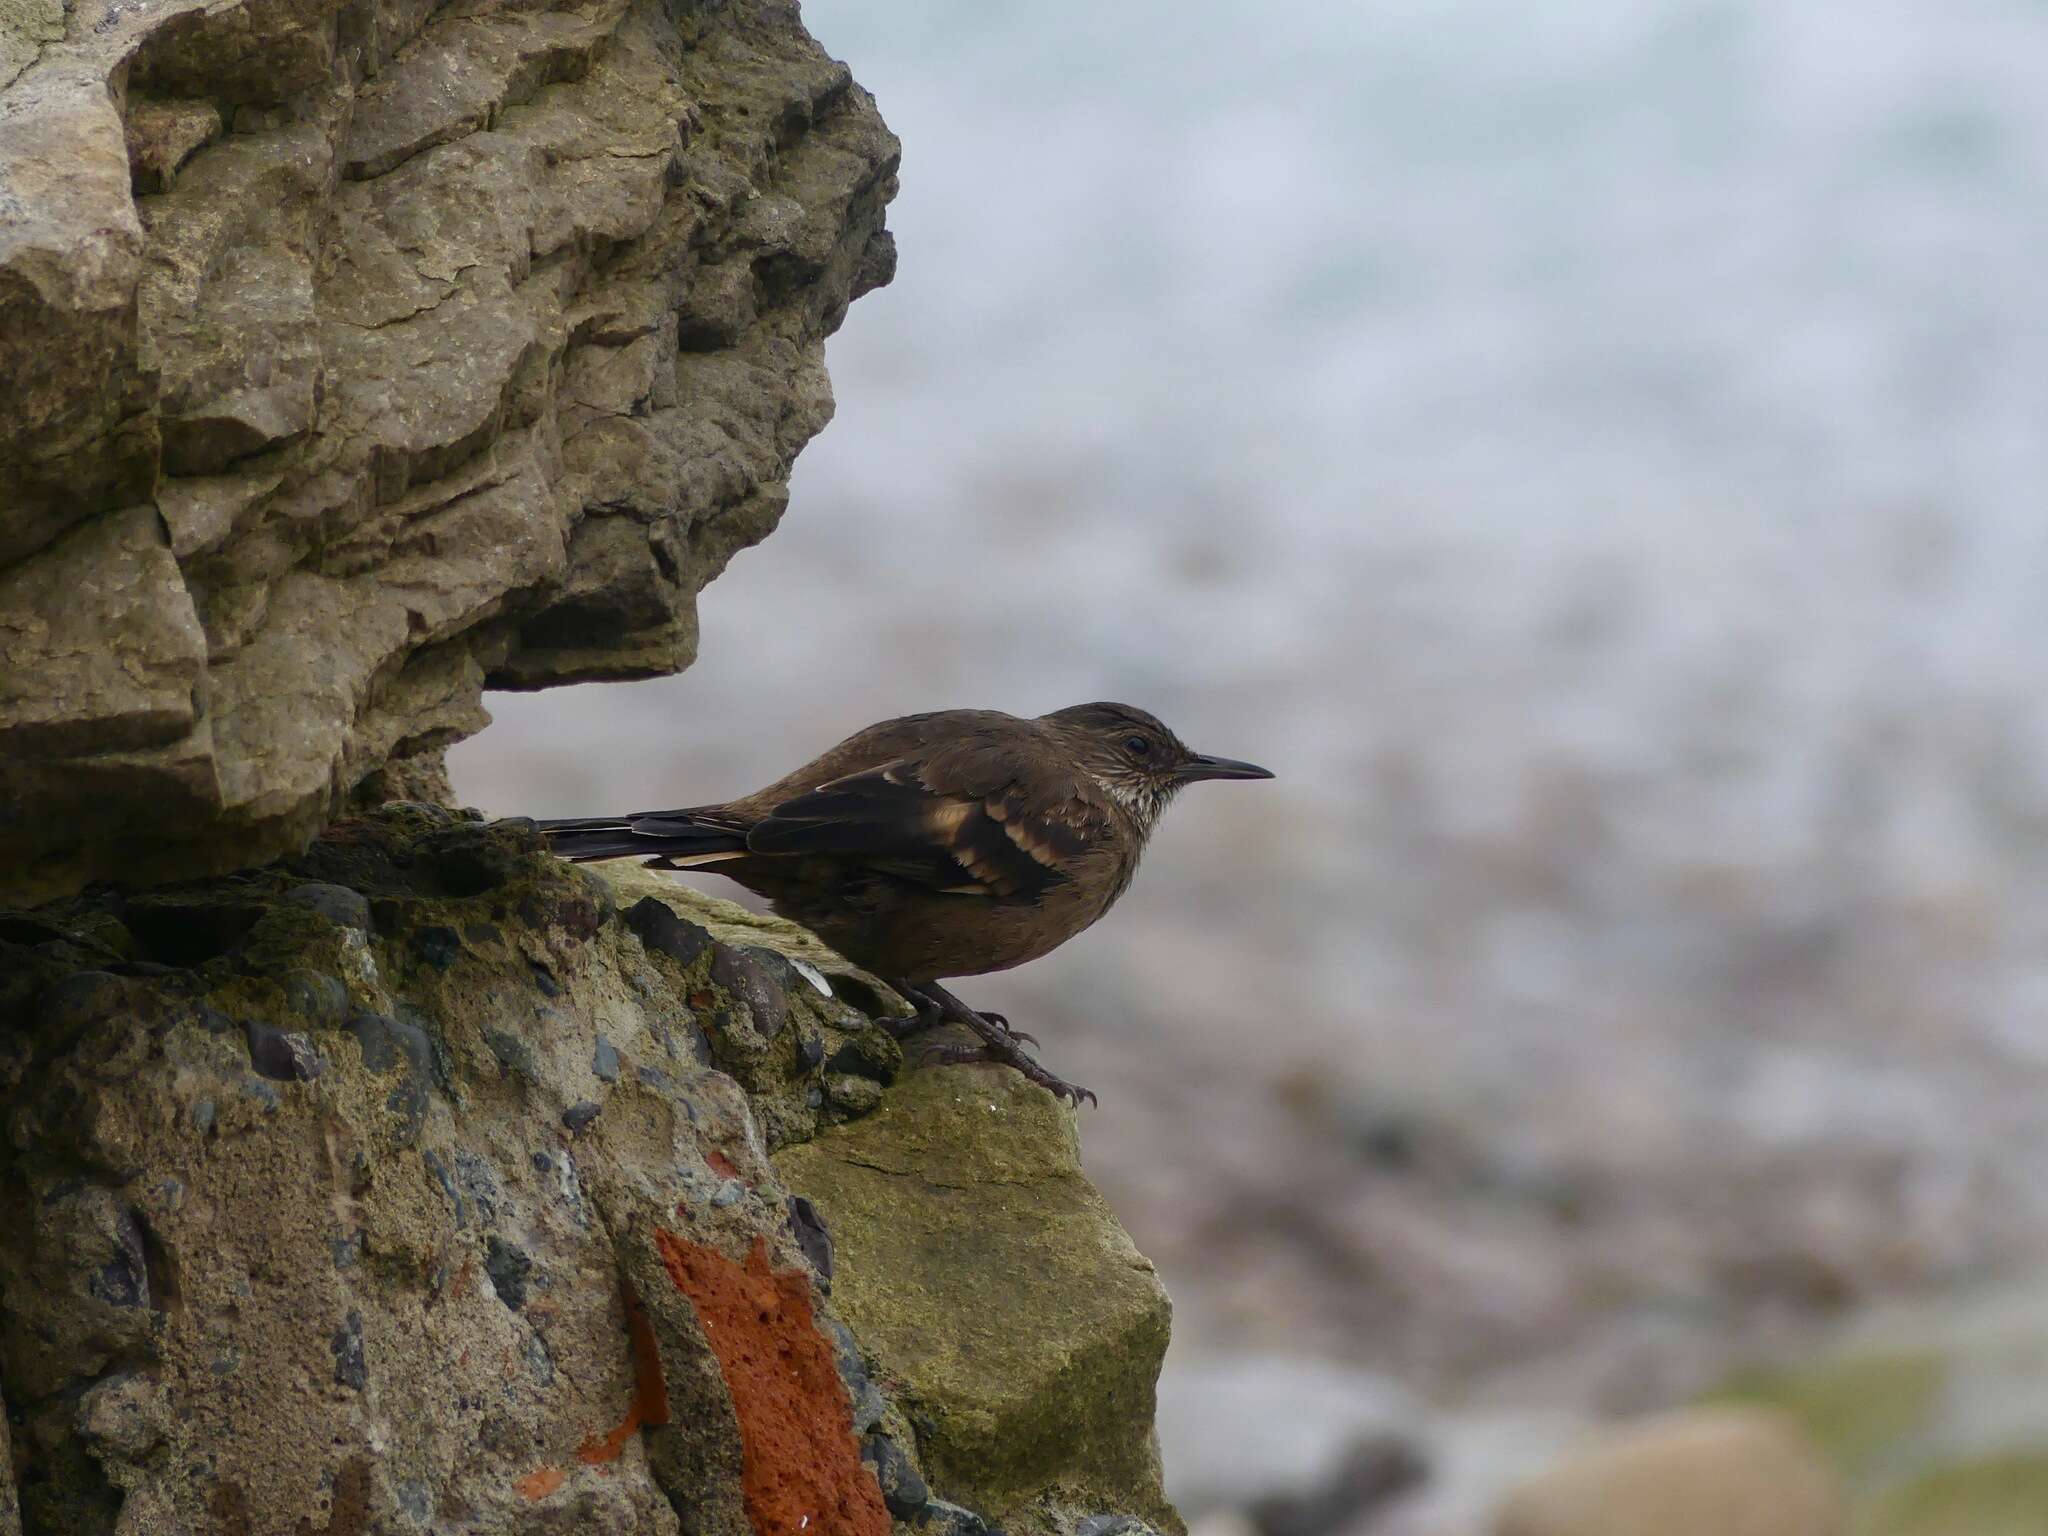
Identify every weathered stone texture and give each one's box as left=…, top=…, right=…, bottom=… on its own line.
left=0, top=810, right=1177, bottom=1536
left=0, top=0, right=898, bottom=903
left=776, top=1071, right=1182, bottom=1535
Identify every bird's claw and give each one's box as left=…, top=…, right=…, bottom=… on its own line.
left=920, top=1041, right=1095, bottom=1107
left=987, top=1016, right=1039, bottom=1049
left=894, top=980, right=1093, bottom=1108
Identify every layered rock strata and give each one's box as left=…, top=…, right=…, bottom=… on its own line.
left=0, top=0, right=898, bottom=903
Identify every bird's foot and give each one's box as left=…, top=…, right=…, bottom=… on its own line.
left=881, top=986, right=1038, bottom=1048
left=906, top=981, right=1093, bottom=1108
left=920, top=1041, right=1096, bottom=1108
left=971, top=1009, right=1039, bottom=1049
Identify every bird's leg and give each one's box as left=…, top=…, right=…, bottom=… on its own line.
left=881, top=983, right=1037, bottom=1049
left=909, top=981, right=1093, bottom=1108
left=874, top=988, right=940, bottom=1040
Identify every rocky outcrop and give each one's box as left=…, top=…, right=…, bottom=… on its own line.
left=0, top=0, right=1192, bottom=1525
left=775, top=1074, right=1179, bottom=1533
left=0, top=808, right=1180, bottom=1535
left=0, top=0, right=897, bottom=904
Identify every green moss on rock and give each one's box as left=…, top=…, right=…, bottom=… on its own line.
left=0, top=809, right=1180, bottom=1535
left=773, top=1067, right=1181, bottom=1536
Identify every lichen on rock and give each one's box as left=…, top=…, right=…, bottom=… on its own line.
left=0, top=0, right=898, bottom=904
left=774, top=1070, right=1183, bottom=1535
left=0, top=809, right=1182, bottom=1534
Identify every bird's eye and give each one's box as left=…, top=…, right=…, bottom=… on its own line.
left=1124, top=735, right=1151, bottom=756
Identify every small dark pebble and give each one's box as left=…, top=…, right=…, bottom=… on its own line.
left=386, top=1079, right=429, bottom=1145
left=524, top=1334, right=555, bottom=1386
left=795, top=1033, right=825, bottom=1071
left=87, top=1209, right=150, bottom=1310
left=741, top=944, right=800, bottom=993
left=422, top=1149, right=467, bottom=1226
left=623, top=897, right=713, bottom=968
left=331, top=1310, right=367, bottom=1391
left=825, top=1317, right=885, bottom=1432
left=484, top=1236, right=532, bottom=1310
left=483, top=1028, right=538, bottom=1081
left=591, top=1037, right=620, bottom=1083
left=531, top=1151, right=555, bottom=1174
left=861, top=1434, right=930, bottom=1519
left=635, top=1065, right=673, bottom=1092
left=283, top=883, right=371, bottom=933
left=396, top=1003, right=455, bottom=1095
left=245, top=1023, right=324, bottom=1082
left=562, top=1101, right=602, bottom=1134
left=346, top=1011, right=399, bottom=1073
left=193, top=1004, right=239, bottom=1036
left=710, top=945, right=788, bottom=1037
left=384, top=1013, right=435, bottom=1075
left=413, top=926, right=462, bottom=968
left=453, top=1151, right=501, bottom=1225
left=786, top=1195, right=833, bottom=1287
left=331, top=1233, right=362, bottom=1270
left=530, top=961, right=561, bottom=997
left=662, top=1018, right=715, bottom=1067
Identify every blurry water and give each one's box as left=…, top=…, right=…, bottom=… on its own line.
left=455, top=0, right=2048, bottom=1428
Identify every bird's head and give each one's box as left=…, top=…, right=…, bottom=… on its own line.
left=1040, top=702, right=1273, bottom=834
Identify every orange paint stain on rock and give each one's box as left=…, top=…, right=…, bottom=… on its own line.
left=577, top=1279, right=672, bottom=1465
left=705, top=1149, right=740, bottom=1179
left=513, top=1465, right=565, bottom=1500
left=654, top=1229, right=889, bottom=1536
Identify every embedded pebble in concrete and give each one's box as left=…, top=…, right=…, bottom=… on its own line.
left=0, top=809, right=1177, bottom=1535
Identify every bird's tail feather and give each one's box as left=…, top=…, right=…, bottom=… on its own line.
left=535, top=812, right=750, bottom=865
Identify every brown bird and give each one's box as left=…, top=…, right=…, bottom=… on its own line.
left=537, top=703, right=1272, bottom=1105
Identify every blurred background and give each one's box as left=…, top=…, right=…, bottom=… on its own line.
left=453, top=2, right=2048, bottom=1530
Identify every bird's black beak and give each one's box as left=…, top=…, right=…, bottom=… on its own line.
left=1176, top=753, right=1275, bottom=783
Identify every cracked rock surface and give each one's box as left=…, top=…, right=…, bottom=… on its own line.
left=0, top=808, right=1182, bottom=1536
left=0, top=0, right=897, bottom=904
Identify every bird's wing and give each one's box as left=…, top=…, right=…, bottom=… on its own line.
left=746, top=749, right=1110, bottom=898
left=536, top=806, right=754, bottom=864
